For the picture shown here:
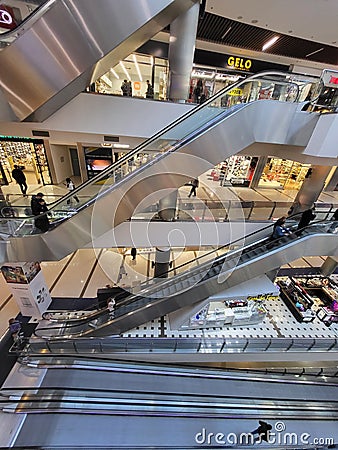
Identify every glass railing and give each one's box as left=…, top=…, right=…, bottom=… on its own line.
left=33, top=218, right=337, bottom=338
left=0, top=71, right=318, bottom=238
left=25, top=335, right=338, bottom=355
left=0, top=1, right=51, bottom=45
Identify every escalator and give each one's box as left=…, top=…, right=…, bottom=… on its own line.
left=33, top=219, right=338, bottom=337
left=1, top=361, right=338, bottom=448
left=0, top=0, right=196, bottom=121
left=0, top=71, right=322, bottom=263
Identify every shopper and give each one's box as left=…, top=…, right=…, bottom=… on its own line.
left=188, top=178, right=199, bottom=198
left=297, top=206, right=316, bottom=233
left=65, top=177, right=80, bottom=205
left=107, top=297, right=116, bottom=318
left=145, top=80, right=154, bottom=98
left=12, top=165, right=28, bottom=197
left=31, top=192, right=50, bottom=232
left=121, top=79, right=129, bottom=96
left=272, top=216, right=292, bottom=239
left=331, top=209, right=338, bottom=221
left=329, top=208, right=338, bottom=232
left=251, top=420, right=272, bottom=442
left=131, top=247, right=137, bottom=261
left=8, top=318, right=22, bottom=341
left=127, top=80, right=133, bottom=97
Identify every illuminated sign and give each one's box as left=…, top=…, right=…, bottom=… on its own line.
left=247, top=293, right=279, bottom=301
left=321, top=69, right=338, bottom=88
left=0, top=4, right=17, bottom=30
left=227, top=56, right=252, bottom=71
left=228, top=88, right=243, bottom=96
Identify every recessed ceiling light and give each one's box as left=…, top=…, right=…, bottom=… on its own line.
left=262, top=35, right=279, bottom=51
left=288, top=30, right=293, bottom=33
left=251, top=19, right=258, bottom=23
left=332, top=41, right=337, bottom=44
left=237, top=15, right=243, bottom=19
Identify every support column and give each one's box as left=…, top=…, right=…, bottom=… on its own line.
left=249, top=156, right=268, bottom=188
left=320, top=256, right=338, bottom=277
left=158, top=190, right=178, bottom=221
left=289, top=165, right=332, bottom=215
left=1, top=262, right=52, bottom=318
left=168, top=0, right=200, bottom=103
left=153, top=247, right=171, bottom=278
left=325, top=167, right=338, bottom=191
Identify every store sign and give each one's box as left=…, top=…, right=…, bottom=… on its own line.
left=228, top=88, right=243, bottom=96
left=321, top=69, right=338, bottom=88
left=247, top=293, right=279, bottom=301
left=227, top=56, right=252, bottom=71
left=0, top=4, right=17, bottom=30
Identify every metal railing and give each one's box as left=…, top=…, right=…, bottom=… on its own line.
left=23, top=336, right=338, bottom=356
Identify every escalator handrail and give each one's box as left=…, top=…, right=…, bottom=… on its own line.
left=0, top=0, right=54, bottom=43
left=34, top=215, right=333, bottom=337
left=7, top=70, right=307, bottom=227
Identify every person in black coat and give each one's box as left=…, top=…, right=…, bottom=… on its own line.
left=12, top=165, right=28, bottom=196
left=297, top=206, right=316, bottom=233
left=251, top=420, right=272, bottom=442
left=31, top=192, right=50, bottom=232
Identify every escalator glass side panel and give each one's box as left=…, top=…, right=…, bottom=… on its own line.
left=0, top=71, right=315, bottom=238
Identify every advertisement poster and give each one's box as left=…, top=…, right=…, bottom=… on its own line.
left=1, top=263, right=51, bottom=318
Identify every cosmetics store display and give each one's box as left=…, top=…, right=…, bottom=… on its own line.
left=181, top=297, right=267, bottom=330
left=210, top=156, right=257, bottom=187
left=276, top=275, right=338, bottom=325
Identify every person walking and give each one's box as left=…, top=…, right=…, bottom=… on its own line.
left=131, top=247, right=137, bottom=260
left=127, top=80, right=133, bottom=97
left=145, top=80, right=154, bottom=98
left=12, top=165, right=28, bottom=197
left=251, top=420, right=272, bottom=443
left=188, top=178, right=199, bottom=198
left=65, top=177, right=80, bottom=205
left=297, top=206, right=316, bottom=233
left=31, top=192, right=50, bottom=232
left=121, top=79, right=129, bottom=96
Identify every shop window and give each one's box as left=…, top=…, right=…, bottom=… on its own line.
left=258, top=158, right=310, bottom=190
left=0, top=139, right=52, bottom=185
left=211, top=156, right=257, bottom=187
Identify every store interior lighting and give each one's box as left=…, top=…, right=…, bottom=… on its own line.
left=113, top=143, right=130, bottom=149
left=101, top=75, right=112, bottom=88
left=119, top=61, right=131, bottom=81
left=262, top=36, right=279, bottom=51
left=110, top=68, right=119, bottom=79
left=133, top=54, right=143, bottom=82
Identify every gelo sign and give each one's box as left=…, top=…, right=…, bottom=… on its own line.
left=227, top=56, right=252, bottom=71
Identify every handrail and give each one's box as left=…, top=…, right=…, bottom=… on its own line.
left=0, top=70, right=310, bottom=238
left=34, top=217, right=336, bottom=337
left=0, top=1, right=53, bottom=44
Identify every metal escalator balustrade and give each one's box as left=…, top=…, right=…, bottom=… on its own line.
left=0, top=71, right=314, bottom=241
left=33, top=219, right=338, bottom=338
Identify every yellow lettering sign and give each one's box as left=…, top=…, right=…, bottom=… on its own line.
left=227, top=56, right=252, bottom=71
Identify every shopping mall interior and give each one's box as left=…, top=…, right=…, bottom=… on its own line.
left=0, top=0, right=338, bottom=448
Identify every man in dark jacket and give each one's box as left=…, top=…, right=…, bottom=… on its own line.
left=297, top=206, right=316, bottom=233
left=31, top=192, right=50, bottom=232
left=12, top=165, right=28, bottom=196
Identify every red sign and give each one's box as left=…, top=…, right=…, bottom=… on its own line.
left=329, top=76, right=338, bottom=85
left=0, top=4, right=17, bottom=30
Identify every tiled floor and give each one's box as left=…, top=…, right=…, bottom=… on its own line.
left=0, top=176, right=337, bottom=341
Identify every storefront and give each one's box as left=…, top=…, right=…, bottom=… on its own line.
left=211, top=156, right=258, bottom=187
left=93, top=53, right=169, bottom=101
left=276, top=275, right=338, bottom=325
left=0, top=136, right=52, bottom=186
left=258, top=158, right=311, bottom=190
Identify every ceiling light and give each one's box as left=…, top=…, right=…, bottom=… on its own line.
left=132, top=54, right=143, bottom=82
left=221, top=26, right=232, bottom=39
left=110, top=68, right=119, bottom=79
left=119, top=61, right=131, bottom=81
left=305, top=47, right=324, bottom=58
left=262, top=36, right=279, bottom=51
left=113, top=143, right=130, bottom=149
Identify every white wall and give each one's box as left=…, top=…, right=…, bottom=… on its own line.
left=49, top=144, right=72, bottom=184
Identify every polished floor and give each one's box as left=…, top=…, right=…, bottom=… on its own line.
left=0, top=172, right=337, bottom=340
